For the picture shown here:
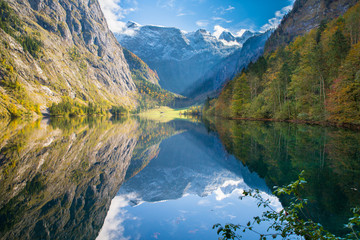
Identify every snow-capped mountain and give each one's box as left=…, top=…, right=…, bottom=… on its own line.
left=115, top=22, right=256, bottom=94
left=219, top=31, right=236, bottom=42
left=117, top=21, right=240, bottom=61
left=218, top=30, right=255, bottom=46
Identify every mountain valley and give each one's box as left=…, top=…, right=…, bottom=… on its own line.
left=115, top=22, right=265, bottom=96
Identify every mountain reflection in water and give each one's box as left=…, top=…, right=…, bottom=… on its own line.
left=97, top=120, right=280, bottom=240
left=0, top=117, right=359, bottom=240
left=0, top=117, right=138, bottom=240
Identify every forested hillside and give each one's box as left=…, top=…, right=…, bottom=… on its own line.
left=122, top=49, right=178, bottom=111
left=205, top=2, right=360, bottom=125
left=265, top=0, right=358, bottom=52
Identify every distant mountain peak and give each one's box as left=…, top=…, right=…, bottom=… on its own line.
left=194, top=29, right=211, bottom=38
left=197, top=29, right=208, bottom=34
left=217, top=29, right=257, bottom=47
left=240, top=30, right=254, bottom=38
left=126, top=21, right=141, bottom=28
left=219, top=31, right=236, bottom=42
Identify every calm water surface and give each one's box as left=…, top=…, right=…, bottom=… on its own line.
left=0, top=117, right=359, bottom=240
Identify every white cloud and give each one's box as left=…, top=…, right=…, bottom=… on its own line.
left=212, top=17, right=222, bottom=21
left=214, top=187, right=243, bottom=201
left=98, top=0, right=137, bottom=33
left=225, top=5, right=235, bottom=11
left=157, top=0, right=175, bottom=9
left=212, top=17, right=232, bottom=23
left=213, top=180, right=244, bottom=201
left=260, top=4, right=293, bottom=32
left=198, top=199, right=211, bottom=206
left=213, top=25, right=228, bottom=38
left=96, top=194, right=137, bottom=240
left=177, top=7, right=195, bottom=17
left=196, top=20, right=209, bottom=27
left=215, top=5, right=236, bottom=15
left=235, top=29, right=247, bottom=37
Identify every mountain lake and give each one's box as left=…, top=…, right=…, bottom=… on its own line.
left=0, top=117, right=359, bottom=239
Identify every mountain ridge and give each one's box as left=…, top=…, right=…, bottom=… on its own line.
left=115, top=23, right=257, bottom=94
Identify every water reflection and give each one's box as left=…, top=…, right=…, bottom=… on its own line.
left=98, top=121, right=279, bottom=239
left=205, top=118, right=360, bottom=236
left=0, top=117, right=174, bottom=240
left=0, top=117, right=359, bottom=239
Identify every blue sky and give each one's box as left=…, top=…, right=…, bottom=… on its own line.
left=99, top=0, right=295, bottom=36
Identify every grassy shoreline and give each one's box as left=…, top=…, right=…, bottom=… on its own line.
left=137, top=106, right=195, bottom=122
left=205, top=115, right=360, bottom=131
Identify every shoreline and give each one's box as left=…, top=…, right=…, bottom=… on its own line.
left=210, top=116, right=360, bottom=131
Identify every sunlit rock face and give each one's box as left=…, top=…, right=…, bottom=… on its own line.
left=0, top=0, right=135, bottom=117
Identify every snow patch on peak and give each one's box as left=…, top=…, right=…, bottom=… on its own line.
left=219, top=39, right=241, bottom=47
left=213, top=25, right=255, bottom=46
left=126, top=21, right=141, bottom=28
left=213, top=25, right=228, bottom=39
left=219, top=31, right=236, bottom=42
left=235, top=29, right=247, bottom=37
left=196, top=29, right=210, bottom=35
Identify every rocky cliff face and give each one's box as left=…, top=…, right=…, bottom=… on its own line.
left=0, top=0, right=136, bottom=118
left=265, top=0, right=358, bottom=52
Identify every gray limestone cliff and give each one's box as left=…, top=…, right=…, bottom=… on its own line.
left=0, top=0, right=136, bottom=118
